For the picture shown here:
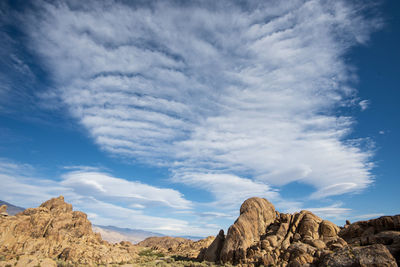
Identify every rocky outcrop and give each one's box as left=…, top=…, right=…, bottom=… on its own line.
left=220, top=197, right=276, bottom=263
left=340, top=215, right=400, bottom=264
left=138, top=236, right=215, bottom=258
left=201, top=197, right=399, bottom=267
left=320, top=244, right=397, bottom=267
left=0, top=205, right=8, bottom=217
left=138, top=236, right=189, bottom=251
left=202, top=229, right=225, bottom=262
left=0, top=196, right=137, bottom=266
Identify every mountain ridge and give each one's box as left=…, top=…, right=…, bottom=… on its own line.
left=93, top=224, right=164, bottom=244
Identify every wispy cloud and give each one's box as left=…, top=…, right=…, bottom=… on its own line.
left=0, top=159, right=220, bottom=235
left=172, top=172, right=279, bottom=211
left=350, top=213, right=385, bottom=220
left=12, top=0, right=380, bottom=212
left=306, top=203, right=352, bottom=220
left=61, top=170, right=192, bottom=210
left=359, top=100, right=370, bottom=111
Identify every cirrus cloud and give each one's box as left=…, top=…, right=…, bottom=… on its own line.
left=17, top=0, right=380, bottom=207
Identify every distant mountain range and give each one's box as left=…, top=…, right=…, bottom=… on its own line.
left=92, top=224, right=164, bottom=244
left=0, top=200, right=25, bottom=215
left=92, top=225, right=204, bottom=243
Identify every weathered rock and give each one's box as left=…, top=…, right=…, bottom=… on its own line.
left=202, top=229, right=225, bottom=262
left=138, top=236, right=188, bottom=251
left=0, top=205, right=6, bottom=213
left=203, top=197, right=400, bottom=266
left=0, top=205, right=8, bottom=217
left=0, top=255, right=57, bottom=267
left=339, top=215, right=400, bottom=264
left=320, top=244, right=397, bottom=267
left=220, top=197, right=276, bottom=264
left=0, top=196, right=137, bottom=266
left=340, top=215, right=400, bottom=243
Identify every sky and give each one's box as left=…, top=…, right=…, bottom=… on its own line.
left=0, top=0, right=399, bottom=237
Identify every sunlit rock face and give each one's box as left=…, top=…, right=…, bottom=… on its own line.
left=201, top=197, right=399, bottom=266
left=0, top=196, right=137, bottom=266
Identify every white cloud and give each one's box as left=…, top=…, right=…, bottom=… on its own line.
left=20, top=1, right=378, bottom=207
left=172, top=172, right=279, bottom=212
left=0, top=159, right=217, bottom=235
left=306, top=204, right=352, bottom=225
left=306, top=204, right=351, bottom=219
left=310, top=182, right=369, bottom=199
left=359, top=100, right=370, bottom=111
left=350, top=213, right=384, bottom=220
left=61, top=170, right=192, bottom=209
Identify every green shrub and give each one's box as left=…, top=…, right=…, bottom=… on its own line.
left=139, top=249, right=165, bottom=258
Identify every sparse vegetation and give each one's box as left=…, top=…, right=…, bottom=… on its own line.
left=128, top=258, right=232, bottom=267
left=131, top=249, right=232, bottom=267
left=56, top=259, right=74, bottom=267
left=139, top=248, right=165, bottom=258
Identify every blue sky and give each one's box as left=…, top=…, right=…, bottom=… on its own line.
left=0, top=0, right=399, bottom=236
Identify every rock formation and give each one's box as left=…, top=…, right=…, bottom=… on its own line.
left=0, top=196, right=137, bottom=266
left=339, top=215, right=400, bottom=264
left=201, top=197, right=399, bottom=266
left=320, top=244, right=397, bottom=267
left=219, top=197, right=276, bottom=264
left=0, top=205, right=8, bottom=217
left=201, top=229, right=225, bottom=262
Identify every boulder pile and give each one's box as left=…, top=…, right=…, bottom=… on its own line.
left=0, top=196, right=137, bottom=266
left=200, top=197, right=399, bottom=266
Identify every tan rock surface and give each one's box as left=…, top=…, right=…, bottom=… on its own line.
left=202, top=229, right=225, bottom=262
left=0, top=196, right=137, bottom=266
left=0, top=205, right=8, bottom=217
left=203, top=197, right=400, bottom=267
left=0, top=205, right=6, bottom=213
left=220, top=197, right=276, bottom=264
left=320, top=244, right=397, bottom=267
left=340, top=215, right=400, bottom=264
left=0, top=255, right=57, bottom=267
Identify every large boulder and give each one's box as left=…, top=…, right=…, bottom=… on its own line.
left=0, top=196, right=137, bottom=266
left=0, top=205, right=7, bottom=213
left=0, top=205, right=8, bottom=217
left=202, top=229, right=225, bottom=262
left=220, top=197, right=276, bottom=264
